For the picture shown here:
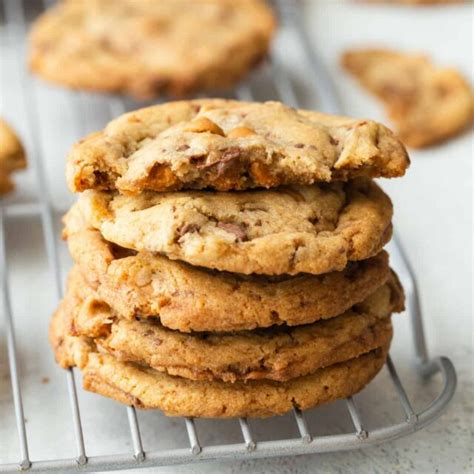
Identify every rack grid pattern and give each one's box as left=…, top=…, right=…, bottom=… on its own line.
left=0, top=1, right=457, bottom=472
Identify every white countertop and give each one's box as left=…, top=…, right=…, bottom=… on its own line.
left=0, top=1, right=472, bottom=473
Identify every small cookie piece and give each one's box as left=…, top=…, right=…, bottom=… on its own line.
left=66, top=266, right=400, bottom=382
left=29, top=0, right=275, bottom=99
left=49, top=303, right=390, bottom=418
left=66, top=99, right=409, bottom=194
left=63, top=202, right=391, bottom=331
left=342, top=49, right=474, bottom=147
left=0, top=119, right=27, bottom=195
left=77, top=178, right=393, bottom=276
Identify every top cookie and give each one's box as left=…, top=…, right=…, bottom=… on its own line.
left=29, top=0, right=275, bottom=99
left=0, top=119, right=27, bottom=195
left=66, top=99, right=409, bottom=194
left=342, top=49, right=474, bottom=147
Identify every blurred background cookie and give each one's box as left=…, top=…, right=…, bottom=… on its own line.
left=342, top=48, right=474, bottom=147
left=28, top=0, right=276, bottom=99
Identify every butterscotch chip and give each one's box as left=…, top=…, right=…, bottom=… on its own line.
left=0, top=119, right=27, bottom=195
left=49, top=301, right=391, bottom=418
left=63, top=201, right=393, bottom=331
left=29, top=0, right=275, bottom=99
left=144, top=163, right=180, bottom=191
left=183, top=117, right=225, bottom=136
left=227, top=126, right=256, bottom=138
left=64, top=266, right=401, bottom=383
left=65, top=99, right=409, bottom=194
left=249, top=161, right=278, bottom=187
left=342, top=48, right=474, bottom=147
left=76, top=178, right=393, bottom=276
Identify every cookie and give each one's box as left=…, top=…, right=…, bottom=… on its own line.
left=63, top=202, right=391, bottom=331
left=65, top=266, right=399, bottom=382
left=50, top=303, right=390, bottom=417
left=66, top=99, right=409, bottom=194
left=0, top=119, right=26, bottom=195
left=29, top=1, right=275, bottom=99
left=342, top=49, right=474, bottom=147
left=77, top=178, right=393, bottom=276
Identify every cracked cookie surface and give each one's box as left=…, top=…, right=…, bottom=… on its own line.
left=77, top=178, right=393, bottom=275
left=342, top=49, right=474, bottom=147
left=66, top=99, right=409, bottom=194
left=65, top=265, right=401, bottom=382
left=50, top=301, right=390, bottom=417
left=29, top=1, right=275, bottom=99
left=64, top=201, right=391, bottom=331
left=0, top=119, right=26, bottom=195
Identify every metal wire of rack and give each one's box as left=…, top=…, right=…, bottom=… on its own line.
left=0, top=0, right=457, bottom=472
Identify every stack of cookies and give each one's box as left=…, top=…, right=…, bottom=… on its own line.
left=50, top=99, right=409, bottom=418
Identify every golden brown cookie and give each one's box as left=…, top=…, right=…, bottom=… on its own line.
left=29, top=0, right=275, bottom=99
left=77, top=178, right=393, bottom=276
left=0, top=119, right=27, bottom=195
left=342, top=49, right=474, bottom=147
left=66, top=99, right=409, bottom=194
left=63, top=202, right=392, bottom=331
left=65, top=266, right=400, bottom=382
left=50, top=303, right=390, bottom=418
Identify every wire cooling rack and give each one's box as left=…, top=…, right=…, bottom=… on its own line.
left=0, top=0, right=457, bottom=472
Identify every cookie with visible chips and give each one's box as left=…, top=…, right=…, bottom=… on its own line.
left=29, top=0, right=275, bottom=99
left=65, top=99, right=409, bottom=194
